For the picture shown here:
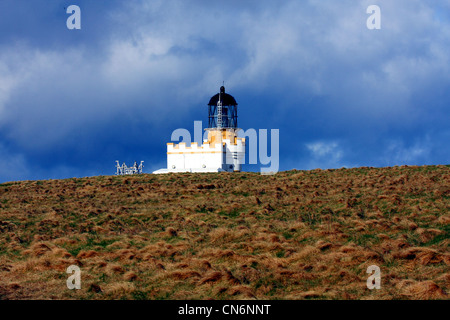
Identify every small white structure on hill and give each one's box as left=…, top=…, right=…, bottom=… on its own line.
left=153, top=86, right=245, bottom=174
left=116, top=161, right=144, bottom=175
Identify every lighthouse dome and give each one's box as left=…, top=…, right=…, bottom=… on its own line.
left=208, top=86, right=238, bottom=106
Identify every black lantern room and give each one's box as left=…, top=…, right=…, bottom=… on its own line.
left=207, top=86, right=238, bottom=129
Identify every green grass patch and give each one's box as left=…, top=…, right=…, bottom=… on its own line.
left=282, top=231, right=293, bottom=240
left=349, top=233, right=380, bottom=247
left=422, top=224, right=450, bottom=246
left=218, top=209, right=241, bottom=218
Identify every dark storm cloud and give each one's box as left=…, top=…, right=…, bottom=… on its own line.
left=0, top=0, right=449, bottom=182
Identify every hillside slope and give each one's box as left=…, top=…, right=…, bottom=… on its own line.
left=0, top=165, right=449, bottom=300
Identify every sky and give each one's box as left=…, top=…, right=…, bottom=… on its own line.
left=0, top=0, right=449, bottom=182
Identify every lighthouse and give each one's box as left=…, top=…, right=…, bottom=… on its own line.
left=153, top=86, right=245, bottom=173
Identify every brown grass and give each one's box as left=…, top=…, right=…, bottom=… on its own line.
left=0, top=165, right=448, bottom=299
left=401, top=281, right=447, bottom=299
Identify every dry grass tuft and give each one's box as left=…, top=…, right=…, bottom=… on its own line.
left=166, top=227, right=178, bottom=237
left=169, top=270, right=201, bottom=281
left=402, top=281, right=448, bottom=299
left=104, top=282, right=135, bottom=297
left=76, top=250, right=98, bottom=259
left=89, top=283, right=103, bottom=293
left=227, top=285, right=255, bottom=298
left=29, top=242, right=53, bottom=257
left=199, top=271, right=223, bottom=284
left=106, top=264, right=124, bottom=275
left=123, top=271, right=139, bottom=282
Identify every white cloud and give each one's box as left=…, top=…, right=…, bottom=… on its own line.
left=305, top=141, right=354, bottom=169
left=307, top=141, right=341, bottom=158
left=383, top=138, right=432, bottom=165
left=0, top=71, right=17, bottom=118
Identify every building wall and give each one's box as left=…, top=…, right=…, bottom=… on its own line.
left=225, top=141, right=245, bottom=172
left=166, top=136, right=245, bottom=173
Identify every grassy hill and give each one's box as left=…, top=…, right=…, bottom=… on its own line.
left=0, top=165, right=449, bottom=300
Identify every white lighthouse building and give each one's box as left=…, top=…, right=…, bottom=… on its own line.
left=153, top=86, right=245, bottom=173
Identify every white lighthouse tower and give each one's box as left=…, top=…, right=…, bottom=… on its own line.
left=153, top=86, right=245, bottom=173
